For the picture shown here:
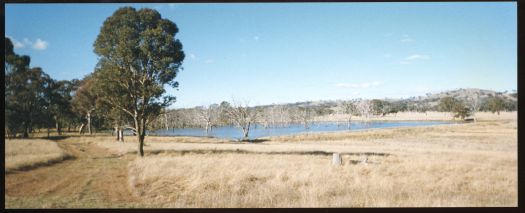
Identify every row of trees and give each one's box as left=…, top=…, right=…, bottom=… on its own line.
left=5, top=38, right=121, bottom=138
left=5, top=38, right=81, bottom=138
left=6, top=7, right=185, bottom=157
left=148, top=94, right=512, bottom=140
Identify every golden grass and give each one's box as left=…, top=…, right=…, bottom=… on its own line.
left=5, top=139, right=70, bottom=172
left=120, top=120, right=516, bottom=207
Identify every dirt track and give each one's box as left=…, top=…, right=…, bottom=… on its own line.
left=5, top=139, right=141, bottom=208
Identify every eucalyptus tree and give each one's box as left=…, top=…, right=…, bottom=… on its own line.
left=92, top=7, right=185, bottom=156
left=72, top=75, right=97, bottom=135
left=46, top=80, right=76, bottom=135
left=5, top=37, right=51, bottom=137
left=486, top=95, right=505, bottom=115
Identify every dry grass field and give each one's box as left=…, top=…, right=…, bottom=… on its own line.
left=5, top=139, right=71, bottom=173
left=5, top=118, right=517, bottom=208
left=122, top=120, right=517, bottom=207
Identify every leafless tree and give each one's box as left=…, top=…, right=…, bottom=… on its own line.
left=295, top=106, right=313, bottom=129
left=196, top=104, right=219, bottom=134
left=226, top=100, right=259, bottom=140
left=468, top=92, right=481, bottom=122
left=356, top=100, right=372, bottom=123
left=339, top=101, right=358, bottom=129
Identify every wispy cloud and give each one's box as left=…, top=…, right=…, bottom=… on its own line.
left=6, top=37, right=49, bottom=50
left=253, top=36, right=259, bottom=41
left=405, top=54, right=429, bottom=60
left=6, top=36, right=24, bottom=48
left=336, top=81, right=383, bottom=89
left=400, top=34, right=414, bottom=42
left=399, top=54, right=429, bottom=64
left=32, top=38, right=49, bottom=50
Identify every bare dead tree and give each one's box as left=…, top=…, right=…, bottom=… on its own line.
left=226, top=100, right=259, bottom=141
left=296, top=106, right=312, bottom=129
left=196, top=104, right=219, bottom=134
left=468, top=92, right=481, bottom=122
left=356, top=100, right=372, bottom=123
left=339, top=101, right=358, bottom=129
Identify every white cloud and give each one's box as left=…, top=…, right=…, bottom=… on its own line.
left=32, top=38, right=49, bottom=50
left=6, top=36, right=24, bottom=48
left=6, top=37, right=49, bottom=50
left=399, top=54, right=430, bottom=64
left=405, top=54, right=429, bottom=60
left=336, top=81, right=383, bottom=89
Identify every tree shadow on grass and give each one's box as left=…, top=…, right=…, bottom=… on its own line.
left=240, top=139, right=271, bottom=143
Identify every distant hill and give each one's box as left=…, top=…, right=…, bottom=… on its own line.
left=254, top=88, right=517, bottom=113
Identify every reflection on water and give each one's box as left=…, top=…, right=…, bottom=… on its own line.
left=147, top=121, right=453, bottom=140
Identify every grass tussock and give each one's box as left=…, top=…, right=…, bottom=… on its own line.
left=5, top=139, right=71, bottom=172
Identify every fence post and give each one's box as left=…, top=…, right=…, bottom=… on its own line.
left=332, top=153, right=342, bottom=166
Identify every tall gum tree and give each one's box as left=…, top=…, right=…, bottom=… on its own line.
left=93, top=7, right=184, bottom=157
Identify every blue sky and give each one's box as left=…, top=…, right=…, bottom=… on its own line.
left=5, top=2, right=517, bottom=108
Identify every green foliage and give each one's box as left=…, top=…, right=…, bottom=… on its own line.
left=5, top=37, right=57, bottom=137
left=370, top=99, right=392, bottom=116
left=451, top=100, right=471, bottom=119
left=438, top=97, right=456, bottom=112
left=485, top=96, right=505, bottom=115
left=92, top=7, right=185, bottom=156
left=439, top=97, right=471, bottom=119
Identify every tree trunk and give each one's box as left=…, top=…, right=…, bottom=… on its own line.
left=164, top=113, right=169, bottom=130
left=135, top=115, right=145, bottom=157
left=114, top=126, right=118, bottom=140
left=79, top=123, right=85, bottom=135
left=23, top=125, right=29, bottom=138
left=138, top=134, right=144, bottom=157
left=243, top=122, right=251, bottom=141
left=56, top=121, right=61, bottom=135
left=87, top=112, right=92, bottom=135
left=119, top=129, right=124, bottom=142
left=47, top=127, right=50, bottom=138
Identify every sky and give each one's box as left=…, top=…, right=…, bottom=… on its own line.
left=5, top=2, right=517, bottom=108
